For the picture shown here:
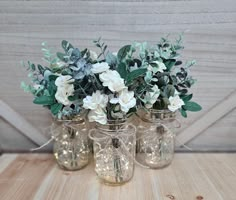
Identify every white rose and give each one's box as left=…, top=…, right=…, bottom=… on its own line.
left=88, top=108, right=107, bottom=124
left=118, top=89, right=136, bottom=113
left=90, top=50, right=98, bottom=60
left=83, top=91, right=108, bottom=110
left=168, top=95, right=185, bottom=112
left=91, top=62, right=110, bottom=74
left=145, top=85, right=160, bottom=109
left=55, top=75, right=74, bottom=106
left=99, top=70, right=126, bottom=92
left=55, top=75, right=74, bottom=87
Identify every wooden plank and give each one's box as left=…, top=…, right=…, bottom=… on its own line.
left=0, top=100, right=49, bottom=146
left=0, top=154, right=54, bottom=200
left=0, top=0, right=236, bottom=151
left=176, top=90, right=236, bottom=146
left=0, top=154, right=17, bottom=174
left=194, top=154, right=236, bottom=200
left=0, top=153, right=235, bottom=199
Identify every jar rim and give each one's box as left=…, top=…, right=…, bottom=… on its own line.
left=138, top=108, right=176, bottom=123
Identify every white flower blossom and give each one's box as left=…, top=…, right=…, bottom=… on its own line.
left=88, top=108, right=107, bottom=124
left=91, top=62, right=110, bottom=74
left=55, top=75, right=74, bottom=87
left=99, top=70, right=126, bottom=92
left=83, top=90, right=108, bottom=110
left=168, top=95, right=185, bottom=112
left=110, top=89, right=136, bottom=113
left=55, top=75, right=75, bottom=106
left=118, top=89, right=136, bottom=113
left=145, top=85, right=160, bottom=109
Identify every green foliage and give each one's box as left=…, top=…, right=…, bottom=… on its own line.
left=105, top=52, right=117, bottom=66
left=50, top=103, right=63, bottom=115
left=164, top=59, right=176, bottom=71
left=164, top=85, right=175, bottom=98
left=117, top=62, right=127, bottom=79
left=183, top=101, right=202, bottom=112
left=41, top=42, right=60, bottom=67
left=21, top=82, right=36, bottom=94
left=33, top=96, right=55, bottom=105
left=21, top=35, right=201, bottom=121
left=93, top=37, right=108, bottom=59
left=181, top=94, right=193, bottom=102
left=126, top=68, right=147, bottom=85
left=179, top=108, right=187, bottom=118
left=117, top=45, right=132, bottom=62
left=61, top=40, right=74, bottom=52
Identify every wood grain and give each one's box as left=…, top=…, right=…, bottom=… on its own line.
left=0, top=0, right=236, bottom=151
left=0, top=153, right=236, bottom=200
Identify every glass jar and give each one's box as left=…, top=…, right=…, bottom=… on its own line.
left=53, top=116, right=90, bottom=171
left=89, top=120, right=136, bottom=185
left=136, top=109, right=178, bottom=169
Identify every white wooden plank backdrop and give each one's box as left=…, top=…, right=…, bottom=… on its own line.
left=0, top=0, right=236, bottom=152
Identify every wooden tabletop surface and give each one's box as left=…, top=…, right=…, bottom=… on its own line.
left=0, top=153, right=235, bottom=200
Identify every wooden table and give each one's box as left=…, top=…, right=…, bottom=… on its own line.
left=0, top=153, right=235, bottom=200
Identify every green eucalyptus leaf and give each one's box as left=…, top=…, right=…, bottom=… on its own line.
left=117, top=45, right=131, bottom=62
left=48, top=74, right=59, bottom=82
left=126, top=68, right=147, bottom=84
left=179, top=108, right=187, bottom=118
left=117, top=62, right=127, bottom=79
left=50, top=103, right=63, bottom=115
left=57, top=52, right=67, bottom=62
left=33, top=96, right=55, bottom=105
left=62, top=40, right=73, bottom=52
left=80, top=48, right=88, bottom=58
left=38, top=65, right=45, bottom=75
left=164, top=59, right=176, bottom=71
left=106, top=52, right=117, bottom=66
left=183, top=101, right=202, bottom=112
left=181, top=94, right=193, bottom=102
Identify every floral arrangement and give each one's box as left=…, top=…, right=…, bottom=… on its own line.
left=21, top=35, right=201, bottom=124
left=129, top=36, right=202, bottom=117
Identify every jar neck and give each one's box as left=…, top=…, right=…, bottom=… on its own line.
left=139, top=109, right=176, bottom=123
left=95, top=119, right=127, bottom=132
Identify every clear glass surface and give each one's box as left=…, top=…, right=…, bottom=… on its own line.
left=53, top=117, right=90, bottom=170
left=90, top=121, right=136, bottom=185
left=136, top=109, right=176, bottom=169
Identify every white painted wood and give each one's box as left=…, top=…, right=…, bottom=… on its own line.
left=0, top=100, right=49, bottom=146
left=0, top=0, right=235, bottom=151
left=176, top=90, right=236, bottom=147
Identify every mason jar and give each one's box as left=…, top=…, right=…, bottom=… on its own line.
left=53, top=116, right=90, bottom=170
left=89, top=120, right=136, bottom=185
left=136, top=109, right=178, bottom=169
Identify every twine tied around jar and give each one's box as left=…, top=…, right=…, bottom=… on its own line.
left=30, top=118, right=84, bottom=151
